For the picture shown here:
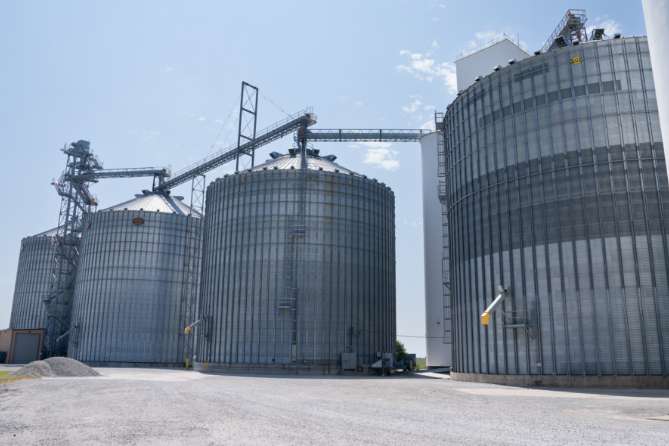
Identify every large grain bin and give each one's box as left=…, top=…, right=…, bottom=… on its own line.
left=67, top=192, right=202, bottom=366
left=9, top=228, right=57, bottom=330
left=444, top=35, right=669, bottom=386
left=195, top=149, right=396, bottom=373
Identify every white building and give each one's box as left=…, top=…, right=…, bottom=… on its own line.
left=455, top=38, right=529, bottom=91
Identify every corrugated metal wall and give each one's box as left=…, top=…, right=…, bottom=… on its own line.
left=445, top=36, right=669, bottom=376
left=196, top=168, right=396, bottom=372
left=9, top=236, right=54, bottom=330
left=68, top=210, right=201, bottom=365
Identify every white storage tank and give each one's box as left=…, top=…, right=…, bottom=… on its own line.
left=420, top=133, right=451, bottom=369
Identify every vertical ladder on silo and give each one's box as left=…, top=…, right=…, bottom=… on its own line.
left=435, top=112, right=452, bottom=354
left=278, top=125, right=309, bottom=363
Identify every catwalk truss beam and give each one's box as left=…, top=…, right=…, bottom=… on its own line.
left=304, top=129, right=428, bottom=142
left=155, top=109, right=316, bottom=191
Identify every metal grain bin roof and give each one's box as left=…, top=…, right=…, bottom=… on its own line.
left=101, top=191, right=201, bottom=217
left=251, top=150, right=359, bottom=176
left=31, top=227, right=59, bottom=237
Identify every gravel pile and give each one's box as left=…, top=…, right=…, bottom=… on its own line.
left=12, top=357, right=100, bottom=378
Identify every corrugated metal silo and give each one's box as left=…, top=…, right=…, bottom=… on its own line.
left=196, top=150, right=396, bottom=373
left=445, top=34, right=669, bottom=386
left=9, top=228, right=57, bottom=330
left=67, top=192, right=202, bottom=366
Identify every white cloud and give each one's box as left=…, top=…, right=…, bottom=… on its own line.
left=354, top=142, right=400, bottom=171
left=353, top=100, right=365, bottom=108
left=588, top=17, right=621, bottom=37
left=197, top=116, right=207, bottom=122
left=402, top=96, right=423, bottom=114
left=420, top=119, right=436, bottom=131
left=397, top=50, right=457, bottom=94
left=161, top=65, right=175, bottom=73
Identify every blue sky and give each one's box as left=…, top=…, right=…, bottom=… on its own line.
left=0, top=1, right=646, bottom=355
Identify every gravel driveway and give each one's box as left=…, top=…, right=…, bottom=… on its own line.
left=1, top=368, right=668, bottom=445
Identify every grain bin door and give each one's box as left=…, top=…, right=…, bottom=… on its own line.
left=10, top=332, right=42, bottom=364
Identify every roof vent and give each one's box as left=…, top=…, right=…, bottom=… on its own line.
left=493, top=65, right=501, bottom=71
left=474, top=76, right=481, bottom=82
left=508, top=58, right=516, bottom=65
left=534, top=50, right=541, bottom=56
left=554, top=36, right=568, bottom=48
left=590, top=28, right=605, bottom=40
left=288, top=148, right=297, bottom=157
left=323, top=154, right=337, bottom=162
left=614, top=33, right=622, bottom=39
left=269, top=151, right=282, bottom=159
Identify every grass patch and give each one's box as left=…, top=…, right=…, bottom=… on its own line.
left=416, top=357, right=427, bottom=371
left=0, top=370, right=30, bottom=385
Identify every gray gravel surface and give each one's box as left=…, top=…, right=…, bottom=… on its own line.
left=1, top=368, right=668, bottom=445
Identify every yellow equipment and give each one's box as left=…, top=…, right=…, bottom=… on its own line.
left=480, top=286, right=509, bottom=326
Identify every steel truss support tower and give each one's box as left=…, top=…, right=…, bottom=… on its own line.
left=181, top=174, right=205, bottom=367
left=43, top=141, right=168, bottom=357
left=44, top=140, right=101, bottom=356
left=235, top=81, right=259, bottom=172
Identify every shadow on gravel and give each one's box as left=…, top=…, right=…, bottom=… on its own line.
left=530, top=387, right=669, bottom=398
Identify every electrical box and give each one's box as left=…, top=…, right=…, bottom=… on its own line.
left=341, top=352, right=357, bottom=371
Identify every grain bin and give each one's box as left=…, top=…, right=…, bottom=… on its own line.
left=195, top=149, right=396, bottom=373
left=67, top=191, right=201, bottom=366
left=444, top=34, right=669, bottom=386
left=9, top=228, right=57, bottom=331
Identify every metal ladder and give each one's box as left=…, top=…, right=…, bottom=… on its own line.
left=435, top=113, right=452, bottom=348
